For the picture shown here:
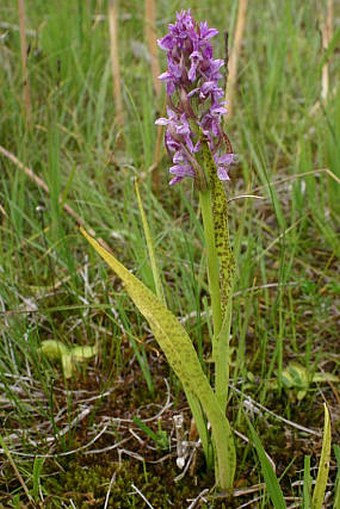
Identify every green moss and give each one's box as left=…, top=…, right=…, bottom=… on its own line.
left=44, top=454, right=215, bottom=508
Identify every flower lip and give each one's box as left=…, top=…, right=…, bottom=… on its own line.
left=155, top=117, right=170, bottom=126
left=216, top=167, right=231, bottom=181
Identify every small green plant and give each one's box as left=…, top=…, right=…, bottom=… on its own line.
left=277, top=362, right=339, bottom=401
left=38, top=339, right=97, bottom=379
left=133, top=416, right=169, bottom=451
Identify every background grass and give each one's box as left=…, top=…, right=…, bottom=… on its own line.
left=0, top=0, right=339, bottom=507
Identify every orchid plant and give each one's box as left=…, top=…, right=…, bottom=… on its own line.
left=81, top=10, right=236, bottom=491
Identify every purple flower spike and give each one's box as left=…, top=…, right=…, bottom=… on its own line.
left=156, top=10, right=235, bottom=186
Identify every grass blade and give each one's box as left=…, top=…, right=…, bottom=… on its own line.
left=248, top=419, right=287, bottom=509
left=302, top=456, right=312, bottom=509
left=134, top=179, right=166, bottom=305
left=333, top=445, right=340, bottom=509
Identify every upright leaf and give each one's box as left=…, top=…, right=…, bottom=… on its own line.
left=312, top=404, right=331, bottom=509
left=202, top=139, right=235, bottom=315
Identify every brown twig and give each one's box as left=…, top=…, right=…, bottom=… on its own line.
left=224, top=0, right=248, bottom=118
left=145, top=0, right=161, bottom=99
left=17, top=0, right=32, bottom=126
left=108, top=0, right=124, bottom=127
left=0, top=145, right=111, bottom=252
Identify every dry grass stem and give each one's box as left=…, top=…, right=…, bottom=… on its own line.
left=252, top=167, right=340, bottom=193
left=230, top=386, right=322, bottom=436
left=0, top=436, right=33, bottom=505
left=145, top=0, right=161, bottom=99
left=131, top=483, right=155, bottom=509
left=4, top=424, right=110, bottom=459
left=150, top=98, right=166, bottom=191
left=103, top=472, right=117, bottom=509
left=186, top=489, right=209, bottom=509
left=0, top=203, right=7, bottom=218
left=17, top=0, right=32, bottom=126
left=108, top=0, right=124, bottom=127
left=321, top=0, right=333, bottom=101
left=224, top=0, right=248, bottom=118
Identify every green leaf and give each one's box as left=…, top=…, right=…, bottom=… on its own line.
left=312, top=373, right=339, bottom=384
left=70, top=345, right=98, bottom=361
left=38, top=339, right=69, bottom=360
left=297, top=390, right=307, bottom=401
left=302, top=456, right=312, bottom=509
left=32, top=457, right=45, bottom=502
left=80, top=226, right=236, bottom=490
left=38, top=340, right=97, bottom=378
left=281, top=362, right=310, bottom=390
left=133, top=416, right=168, bottom=451
left=248, top=419, right=287, bottom=509
left=312, top=404, right=331, bottom=509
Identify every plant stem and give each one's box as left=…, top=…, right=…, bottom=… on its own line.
left=199, top=189, right=231, bottom=411
left=199, top=189, right=223, bottom=341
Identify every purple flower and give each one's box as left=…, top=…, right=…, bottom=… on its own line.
left=156, top=10, right=234, bottom=186
left=214, top=153, right=235, bottom=181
